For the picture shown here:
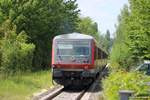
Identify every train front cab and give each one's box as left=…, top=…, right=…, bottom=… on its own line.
left=52, top=39, right=98, bottom=86
left=51, top=35, right=107, bottom=86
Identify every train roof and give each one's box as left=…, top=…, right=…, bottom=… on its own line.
left=54, top=32, right=94, bottom=40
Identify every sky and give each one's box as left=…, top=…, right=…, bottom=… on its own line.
left=76, top=0, right=128, bottom=36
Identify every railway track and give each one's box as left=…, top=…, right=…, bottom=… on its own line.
left=52, top=88, right=86, bottom=100
left=32, top=75, right=102, bottom=100
left=33, top=85, right=90, bottom=100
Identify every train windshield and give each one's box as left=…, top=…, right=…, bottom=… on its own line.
left=55, top=40, right=91, bottom=64
left=57, top=41, right=90, bottom=56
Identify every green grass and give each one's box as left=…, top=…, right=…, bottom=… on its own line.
left=0, top=71, right=53, bottom=100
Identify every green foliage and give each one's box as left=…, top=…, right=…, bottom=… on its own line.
left=99, top=30, right=113, bottom=53
left=110, top=0, right=150, bottom=69
left=128, top=0, right=150, bottom=60
left=104, top=30, right=111, bottom=52
left=102, top=71, right=150, bottom=100
left=104, top=2, right=150, bottom=99
left=0, top=20, right=35, bottom=75
left=0, top=0, right=80, bottom=70
left=76, top=17, right=100, bottom=41
left=0, top=71, right=52, bottom=100
left=110, top=5, right=132, bottom=70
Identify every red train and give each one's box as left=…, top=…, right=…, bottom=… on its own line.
left=51, top=33, right=107, bottom=86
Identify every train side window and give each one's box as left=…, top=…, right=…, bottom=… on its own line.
left=98, top=48, right=101, bottom=59
left=94, top=47, right=97, bottom=60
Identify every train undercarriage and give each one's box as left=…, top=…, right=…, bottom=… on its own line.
left=52, top=68, right=100, bottom=86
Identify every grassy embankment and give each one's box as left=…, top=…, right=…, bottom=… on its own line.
left=0, top=71, right=53, bottom=100
left=102, top=70, right=150, bottom=100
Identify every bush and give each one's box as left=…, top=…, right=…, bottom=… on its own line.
left=102, top=70, right=150, bottom=100
left=0, top=32, right=35, bottom=75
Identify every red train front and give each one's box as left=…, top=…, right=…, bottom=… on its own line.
left=51, top=32, right=107, bottom=86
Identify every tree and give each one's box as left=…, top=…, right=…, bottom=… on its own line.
left=98, top=30, right=113, bottom=54
left=110, top=5, right=133, bottom=69
left=0, top=0, right=80, bottom=70
left=104, top=30, right=111, bottom=52
left=105, top=30, right=111, bottom=41
left=76, top=17, right=100, bottom=41
left=0, top=20, right=35, bottom=75
left=110, top=0, right=150, bottom=70
left=128, top=0, right=150, bottom=60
